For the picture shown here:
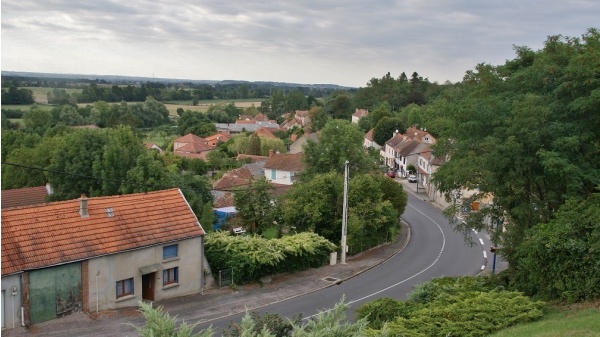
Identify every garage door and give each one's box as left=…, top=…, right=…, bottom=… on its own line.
left=29, top=263, right=82, bottom=325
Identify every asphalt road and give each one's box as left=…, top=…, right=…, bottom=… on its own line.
left=195, top=193, right=485, bottom=332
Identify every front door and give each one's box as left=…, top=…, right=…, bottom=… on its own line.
left=142, top=273, right=155, bottom=301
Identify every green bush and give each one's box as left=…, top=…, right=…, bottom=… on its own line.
left=356, top=298, right=414, bottom=329
left=364, top=276, right=545, bottom=337
left=513, top=194, right=600, bottom=302
left=205, top=231, right=336, bottom=284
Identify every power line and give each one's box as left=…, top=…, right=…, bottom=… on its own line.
left=1, top=161, right=176, bottom=191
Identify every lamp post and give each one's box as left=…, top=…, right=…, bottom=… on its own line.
left=341, top=160, right=349, bottom=264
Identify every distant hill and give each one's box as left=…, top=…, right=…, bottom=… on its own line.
left=1, top=71, right=354, bottom=89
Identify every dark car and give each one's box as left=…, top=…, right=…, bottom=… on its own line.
left=386, top=170, right=396, bottom=178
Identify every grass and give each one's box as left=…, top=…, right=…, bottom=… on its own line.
left=491, top=302, right=600, bottom=337
left=141, top=129, right=179, bottom=149
left=262, top=227, right=280, bottom=239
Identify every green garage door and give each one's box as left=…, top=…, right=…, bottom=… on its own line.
left=29, top=263, right=82, bottom=325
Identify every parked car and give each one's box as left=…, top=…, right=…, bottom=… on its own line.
left=408, top=174, right=417, bottom=183
left=386, top=170, right=396, bottom=178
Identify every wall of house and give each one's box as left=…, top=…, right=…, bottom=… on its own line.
left=1, top=274, right=22, bottom=329
left=87, top=236, right=209, bottom=311
left=265, top=168, right=293, bottom=185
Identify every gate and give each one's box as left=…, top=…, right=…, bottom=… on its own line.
left=218, top=269, right=233, bottom=287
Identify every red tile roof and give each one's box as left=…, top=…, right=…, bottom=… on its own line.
left=1, top=188, right=204, bottom=276
left=264, top=153, right=304, bottom=172
left=212, top=167, right=255, bottom=190
left=353, top=108, right=369, bottom=118
left=365, top=129, right=374, bottom=141
left=1, top=185, right=51, bottom=209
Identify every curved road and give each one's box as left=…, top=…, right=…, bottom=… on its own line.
left=197, top=193, right=486, bottom=332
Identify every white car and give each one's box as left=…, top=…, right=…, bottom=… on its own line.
left=408, top=174, right=417, bottom=183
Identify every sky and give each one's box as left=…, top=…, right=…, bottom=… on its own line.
left=1, top=1, right=599, bottom=88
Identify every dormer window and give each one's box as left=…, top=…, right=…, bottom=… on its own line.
left=105, top=208, right=114, bottom=217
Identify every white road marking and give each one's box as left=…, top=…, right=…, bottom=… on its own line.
left=483, top=251, right=487, bottom=259
left=304, top=203, right=447, bottom=320
left=479, top=238, right=484, bottom=245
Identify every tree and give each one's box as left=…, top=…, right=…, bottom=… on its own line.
left=47, top=129, right=110, bottom=200
left=302, top=119, right=376, bottom=177
left=248, top=134, right=262, bottom=156
left=370, top=101, right=393, bottom=128
left=22, top=105, right=54, bottom=135
left=307, top=106, right=330, bottom=132
left=325, top=91, right=353, bottom=120
left=232, top=178, right=277, bottom=234
left=513, top=193, right=600, bottom=302
left=178, top=110, right=217, bottom=137
left=92, top=126, right=145, bottom=196
left=372, top=117, right=406, bottom=147
left=430, top=29, right=600, bottom=283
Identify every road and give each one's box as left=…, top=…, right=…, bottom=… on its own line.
left=194, top=193, right=487, bottom=333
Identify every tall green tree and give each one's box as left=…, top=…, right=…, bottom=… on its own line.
left=302, top=119, right=376, bottom=177
left=373, top=117, right=406, bottom=146
left=92, top=126, right=145, bottom=196
left=430, top=29, right=600, bottom=282
left=47, top=129, right=110, bottom=200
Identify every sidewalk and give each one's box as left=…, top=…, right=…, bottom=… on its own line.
left=4, top=222, right=411, bottom=337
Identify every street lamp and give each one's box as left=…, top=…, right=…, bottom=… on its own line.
left=341, top=160, right=349, bottom=264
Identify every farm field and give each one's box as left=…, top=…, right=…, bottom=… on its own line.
left=24, top=87, right=83, bottom=104
left=163, top=99, right=261, bottom=116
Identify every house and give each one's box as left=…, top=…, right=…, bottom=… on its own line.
left=289, top=133, right=319, bottom=154
left=394, top=139, right=428, bottom=177
left=264, top=153, right=304, bottom=185
left=351, top=108, right=369, bottom=124
left=173, top=133, right=213, bottom=159
left=254, top=126, right=278, bottom=140
left=1, top=184, right=53, bottom=209
left=280, top=117, right=303, bottom=131
left=143, top=142, right=164, bottom=154
left=382, top=131, right=405, bottom=169
left=403, top=126, right=437, bottom=145
left=204, top=132, right=231, bottom=147
left=363, top=129, right=381, bottom=151
left=1, top=189, right=212, bottom=328
left=294, top=110, right=310, bottom=127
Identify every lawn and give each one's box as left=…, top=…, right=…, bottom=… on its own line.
left=491, top=302, right=600, bottom=337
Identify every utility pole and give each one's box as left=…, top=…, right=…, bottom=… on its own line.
left=341, top=160, right=349, bottom=264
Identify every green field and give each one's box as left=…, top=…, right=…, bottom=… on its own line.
left=163, top=99, right=261, bottom=116
left=1, top=104, right=55, bottom=111
left=491, top=303, right=600, bottom=337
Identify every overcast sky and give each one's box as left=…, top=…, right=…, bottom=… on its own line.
left=1, top=1, right=598, bottom=87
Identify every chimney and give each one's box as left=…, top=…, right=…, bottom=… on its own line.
left=79, top=193, right=89, bottom=218
left=269, top=149, right=274, bottom=157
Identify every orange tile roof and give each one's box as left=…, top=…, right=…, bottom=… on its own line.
left=1, top=188, right=204, bottom=276
left=255, top=127, right=278, bottom=140
left=175, top=142, right=213, bottom=153
left=1, top=185, right=51, bottom=209
left=174, top=133, right=207, bottom=144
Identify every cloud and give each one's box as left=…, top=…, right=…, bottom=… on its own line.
left=2, top=0, right=598, bottom=87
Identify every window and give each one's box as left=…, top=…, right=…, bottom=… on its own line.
left=116, top=278, right=134, bottom=298
left=163, top=267, right=178, bottom=286
left=270, top=169, right=276, bottom=180
left=163, top=244, right=178, bottom=260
